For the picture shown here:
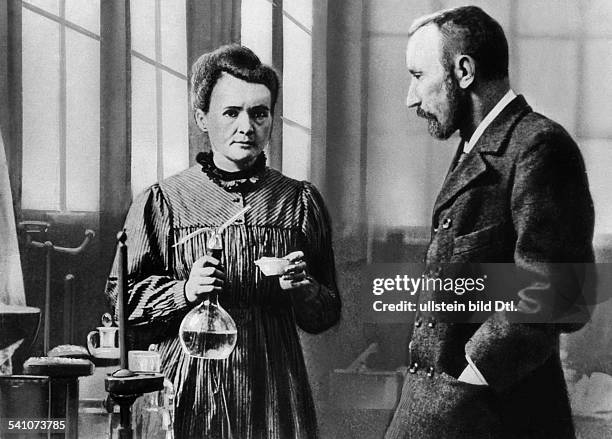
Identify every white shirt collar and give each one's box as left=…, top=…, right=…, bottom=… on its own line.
left=463, top=89, right=517, bottom=154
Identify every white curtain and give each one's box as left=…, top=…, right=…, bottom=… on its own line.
left=0, top=132, right=25, bottom=306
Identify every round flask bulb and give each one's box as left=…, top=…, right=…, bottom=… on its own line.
left=179, top=298, right=237, bottom=359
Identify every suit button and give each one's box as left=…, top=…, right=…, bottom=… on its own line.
left=414, top=318, right=422, bottom=328
left=234, top=218, right=244, bottom=225
left=442, top=218, right=452, bottom=229
left=427, top=319, right=436, bottom=329
left=232, top=197, right=241, bottom=203
left=409, top=362, right=419, bottom=374
left=427, top=366, right=434, bottom=378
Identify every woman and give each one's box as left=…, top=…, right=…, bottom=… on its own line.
left=106, top=45, right=341, bottom=438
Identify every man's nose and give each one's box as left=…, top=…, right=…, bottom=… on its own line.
left=406, top=80, right=419, bottom=108
left=237, top=112, right=254, bottom=133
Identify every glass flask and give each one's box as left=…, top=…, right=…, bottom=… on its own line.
left=178, top=231, right=238, bottom=359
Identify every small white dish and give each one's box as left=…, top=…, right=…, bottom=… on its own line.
left=255, top=257, right=290, bottom=276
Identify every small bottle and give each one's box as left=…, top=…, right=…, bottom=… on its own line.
left=128, top=348, right=175, bottom=438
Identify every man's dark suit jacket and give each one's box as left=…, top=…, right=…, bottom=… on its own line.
left=385, top=96, right=594, bottom=439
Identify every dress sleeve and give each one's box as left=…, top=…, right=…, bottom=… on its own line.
left=105, top=184, right=190, bottom=332
left=292, top=181, right=341, bottom=334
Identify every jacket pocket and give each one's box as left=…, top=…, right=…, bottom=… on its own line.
left=435, top=371, right=503, bottom=437
left=452, top=222, right=505, bottom=256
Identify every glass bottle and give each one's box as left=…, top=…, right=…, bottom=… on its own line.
left=128, top=348, right=175, bottom=439
left=178, top=231, right=237, bottom=359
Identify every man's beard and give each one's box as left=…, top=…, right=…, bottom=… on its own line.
left=417, top=75, right=466, bottom=140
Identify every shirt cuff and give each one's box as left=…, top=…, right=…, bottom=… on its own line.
left=465, top=353, right=488, bottom=385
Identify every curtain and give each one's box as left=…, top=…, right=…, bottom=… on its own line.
left=0, top=0, right=24, bottom=306
left=0, top=132, right=25, bottom=306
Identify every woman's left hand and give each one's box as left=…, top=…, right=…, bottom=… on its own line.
left=279, top=251, right=318, bottom=297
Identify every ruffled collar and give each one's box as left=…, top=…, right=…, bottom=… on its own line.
left=196, top=151, right=267, bottom=193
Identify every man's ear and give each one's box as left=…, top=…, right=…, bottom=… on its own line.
left=194, top=108, right=208, bottom=132
left=453, top=54, right=475, bottom=89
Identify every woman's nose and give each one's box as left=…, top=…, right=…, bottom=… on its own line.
left=237, top=112, right=254, bottom=134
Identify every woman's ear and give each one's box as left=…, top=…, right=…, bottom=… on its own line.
left=194, top=108, right=208, bottom=132
left=453, top=54, right=475, bottom=89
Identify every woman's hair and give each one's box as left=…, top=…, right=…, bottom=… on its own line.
left=190, top=44, right=280, bottom=114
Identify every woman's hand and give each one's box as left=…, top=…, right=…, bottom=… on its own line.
left=279, top=251, right=319, bottom=300
left=185, top=255, right=225, bottom=304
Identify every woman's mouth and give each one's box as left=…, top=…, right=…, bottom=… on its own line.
left=232, top=140, right=256, bottom=147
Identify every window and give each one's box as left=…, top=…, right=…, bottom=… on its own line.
left=241, top=0, right=319, bottom=182
left=130, top=0, right=189, bottom=197
left=20, top=0, right=189, bottom=211
left=21, top=0, right=100, bottom=211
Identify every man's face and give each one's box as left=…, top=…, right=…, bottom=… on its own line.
left=197, top=72, right=273, bottom=171
left=405, top=25, right=464, bottom=140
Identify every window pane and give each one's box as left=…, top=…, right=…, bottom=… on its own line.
left=23, top=0, right=59, bottom=15
left=516, top=39, right=578, bottom=135
left=581, top=139, right=612, bottom=235
left=22, top=9, right=60, bottom=210
left=160, top=0, right=187, bottom=75
left=131, top=57, right=158, bottom=196
left=282, top=123, right=310, bottom=181
left=368, top=0, right=430, bottom=34
left=283, top=16, right=311, bottom=129
left=131, top=0, right=156, bottom=60
left=585, top=0, right=612, bottom=37
left=517, top=0, right=580, bottom=36
left=583, top=40, right=612, bottom=138
left=161, top=72, right=189, bottom=179
left=66, top=29, right=100, bottom=211
left=66, top=0, right=100, bottom=35
left=283, top=0, right=312, bottom=31
left=240, top=0, right=273, bottom=64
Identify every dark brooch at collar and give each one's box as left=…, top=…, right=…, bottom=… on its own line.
left=196, top=151, right=267, bottom=193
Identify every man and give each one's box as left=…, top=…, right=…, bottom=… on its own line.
left=385, top=6, right=594, bottom=439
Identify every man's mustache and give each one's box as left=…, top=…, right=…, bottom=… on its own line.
left=416, top=107, right=436, bottom=120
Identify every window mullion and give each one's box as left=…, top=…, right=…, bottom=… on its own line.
left=155, top=0, right=163, bottom=182
left=269, top=0, right=283, bottom=170
left=59, top=0, right=67, bottom=211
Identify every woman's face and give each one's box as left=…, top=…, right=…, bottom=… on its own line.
left=196, top=72, right=273, bottom=172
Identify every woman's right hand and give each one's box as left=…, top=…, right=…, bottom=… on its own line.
left=185, top=255, right=225, bottom=304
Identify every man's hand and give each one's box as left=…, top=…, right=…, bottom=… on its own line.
left=185, top=255, right=225, bottom=304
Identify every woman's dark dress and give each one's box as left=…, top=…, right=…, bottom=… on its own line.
left=106, top=163, right=341, bottom=438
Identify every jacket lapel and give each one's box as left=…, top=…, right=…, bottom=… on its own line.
left=432, top=95, right=532, bottom=218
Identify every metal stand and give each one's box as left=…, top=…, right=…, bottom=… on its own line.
left=19, top=221, right=95, bottom=355
left=104, top=231, right=163, bottom=439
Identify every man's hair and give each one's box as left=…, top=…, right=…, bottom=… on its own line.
left=190, top=44, right=280, bottom=114
left=409, top=6, right=509, bottom=81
